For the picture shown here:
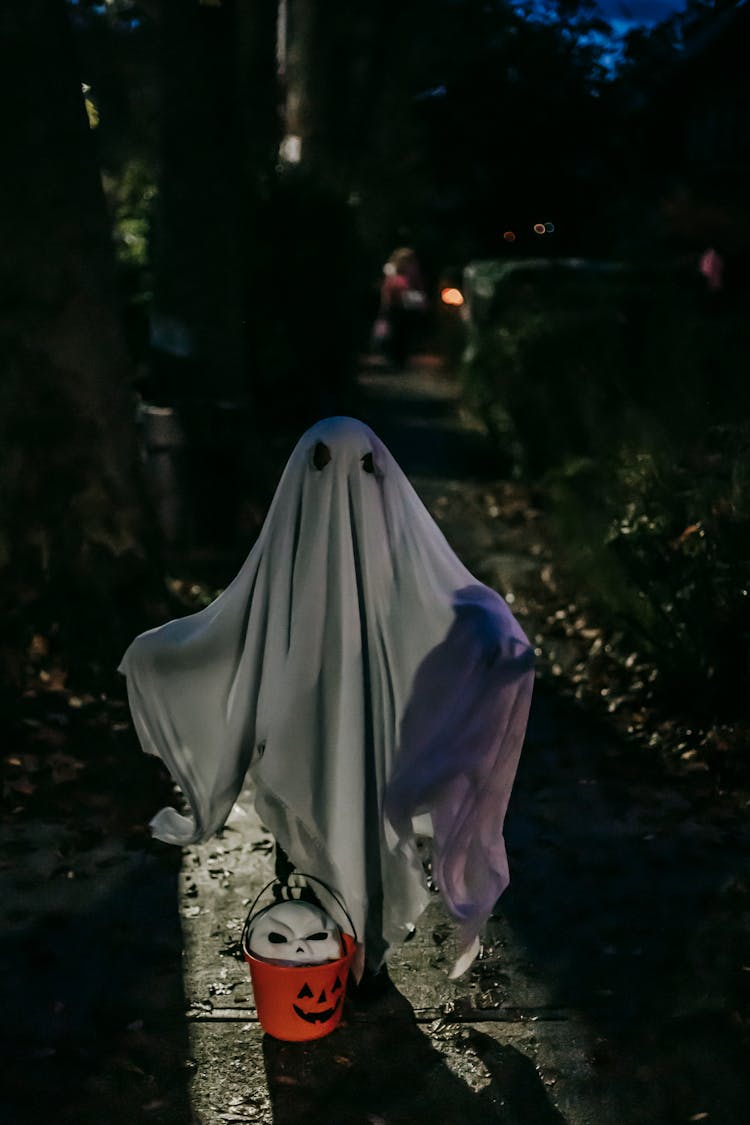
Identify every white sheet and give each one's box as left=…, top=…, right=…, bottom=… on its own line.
left=120, top=416, right=534, bottom=975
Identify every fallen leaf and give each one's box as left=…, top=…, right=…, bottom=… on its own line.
left=39, top=667, right=67, bottom=691
left=31, top=727, right=67, bottom=749
left=50, top=754, right=85, bottom=783
left=29, top=634, right=49, bottom=658
left=673, top=522, right=702, bottom=548
left=119, top=1059, right=146, bottom=1075
left=9, top=778, right=36, bottom=796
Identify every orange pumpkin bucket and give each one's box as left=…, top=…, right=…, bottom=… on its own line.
left=241, top=875, right=358, bottom=1042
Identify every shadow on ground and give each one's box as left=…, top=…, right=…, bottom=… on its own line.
left=497, top=685, right=750, bottom=1123
left=263, top=982, right=564, bottom=1125
left=0, top=850, right=191, bottom=1125
left=0, top=696, right=194, bottom=1125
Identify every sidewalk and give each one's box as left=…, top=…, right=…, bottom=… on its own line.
left=176, top=360, right=748, bottom=1123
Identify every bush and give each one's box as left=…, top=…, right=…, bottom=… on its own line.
left=549, top=430, right=750, bottom=716
left=462, top=259, right=750, bottom=719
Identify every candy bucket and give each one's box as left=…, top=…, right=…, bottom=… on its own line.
left=241, top=875, right=357, bottom=1042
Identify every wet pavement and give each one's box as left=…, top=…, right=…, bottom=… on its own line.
left=3, top=356, right=749, bottom=1123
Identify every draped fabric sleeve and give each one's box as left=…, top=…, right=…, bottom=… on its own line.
left=118, top=562, right=264, bottom=846
left=384, top=585, right=534, bottom=977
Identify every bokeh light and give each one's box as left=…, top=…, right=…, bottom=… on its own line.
left=545, top=222, right=555, bottom=233
left=503, top=231, right=516, bottom=243
left=533, top=223, right=546, bottom=235
left=440, top=287, right=464, bottom=307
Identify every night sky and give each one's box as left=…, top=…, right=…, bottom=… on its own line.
left=594, top=0, right=689, bottom=30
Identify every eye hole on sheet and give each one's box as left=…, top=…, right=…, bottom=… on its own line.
left=313, top=441, right=331, bottom=470
left=307, top=932, right=330, bottom=942
left=268, top=932, right=288, bottom=944
left=361, top=452, right=374, bottom=474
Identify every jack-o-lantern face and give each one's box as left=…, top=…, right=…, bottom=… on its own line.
left=248, top=900, right=342, bottom=966
left=293, top=974, right=344, bottom=1024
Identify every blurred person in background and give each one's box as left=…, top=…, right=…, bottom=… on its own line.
left=377, top=247, right=427, bottom=370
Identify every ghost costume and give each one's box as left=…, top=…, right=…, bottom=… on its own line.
left=120, top=416, right=534, bottom=977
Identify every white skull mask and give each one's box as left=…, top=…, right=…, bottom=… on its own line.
left=248, top=900, right=342, bottom=966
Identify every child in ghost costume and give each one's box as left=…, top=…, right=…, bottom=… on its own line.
left=119, top=416, right=534, bottom=980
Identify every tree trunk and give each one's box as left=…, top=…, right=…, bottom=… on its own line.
left=154, top=0, right=256, bottom=402
left=0, top=0, right=161, bottom=665
left=150, top=1, right=281, bottom=547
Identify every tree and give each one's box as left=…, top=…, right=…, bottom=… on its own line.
left=350, top=0, right=618, bottom=264
left=0, top=0, right=161, bottom=668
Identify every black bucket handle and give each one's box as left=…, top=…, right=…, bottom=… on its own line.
left=241, top=873, right=357, bottom=958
